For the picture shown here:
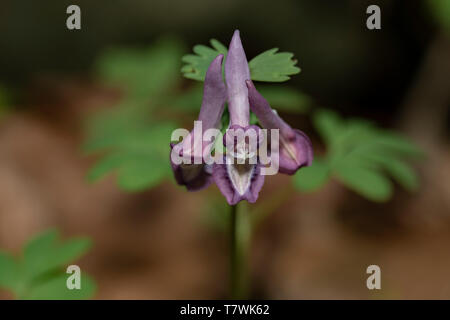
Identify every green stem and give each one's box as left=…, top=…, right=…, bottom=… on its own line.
left=230, top=202, right=251, bottom=299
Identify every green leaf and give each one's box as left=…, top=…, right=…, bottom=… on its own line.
left=332, top=120, right=374, bottom=154
left=310, top=109, right=424, bottom=200
left=83, top=102, right=151, bottom=153
left=0, top=229, right=95, bottom=300
left=293, top=158, right=330, bottom=192
left=181, top=39, right=227, bottom=81
left=356, top=153, right=419, bottom=192
left=22, top=231, right=91, bottom=283
left=248, top=48, right=300, bottom=82
left=0, top=252, right=19, bottom=291
left=370, top=131, right=424, bottom=158
left=87, top=154, right=130, bottom=182
left=334, top=159, right=393, bottom=202
left=313, top=109, right=344, bottom=146
left=116, top=155, right=169, bottom=191
left=48, top=238, right=91, bottom=271
left=181, top=39, right=300, bottom=83
left=382, top=159, right=419, bottom=192
left=97, top=37, right=184, bottom=98
left=26, top=272, right=96, bottom=300
left=86, top=122, right=177, bottom=191
left=23, top=229, right=60, bottom=281
left=257, top=85, right=311, bottom=113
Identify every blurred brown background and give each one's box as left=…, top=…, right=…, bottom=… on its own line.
left=0, top=0, right=449, bottom=299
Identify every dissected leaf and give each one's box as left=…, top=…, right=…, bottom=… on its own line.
left=248, top=48, right=300, bottom=82
left=181, top=39, right=227, bottom=81
left=182, top=39, right=301, bottom=83
left=295, top=109, right=424, bottom=201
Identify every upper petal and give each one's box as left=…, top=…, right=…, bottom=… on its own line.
left=199, top=54, right=227, bottom=130
left=225, top=30, right=251, bottom=127
left=246, top=80, right=313, bottom=174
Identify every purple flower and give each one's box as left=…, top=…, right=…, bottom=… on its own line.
left=171, top=30, right=313, bottom=205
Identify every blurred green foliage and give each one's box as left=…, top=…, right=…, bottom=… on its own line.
left=256, top=85, right=310, bottom=113
left=86, top=116, right=177, bottom=191
left=97, top=38, right=184, bottom=100
left=294, top=110, right=424, bottom=202
left=181, top=39, right=300, bottom=82
left=428, top=0, right=450, bottom=32
left=85, top=37, right=187, bottom=191
left=0, top=229, right=95, bottom=300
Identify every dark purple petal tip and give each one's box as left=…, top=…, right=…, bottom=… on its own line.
left=170, top=144, right=213, bottom=191
left=278, top=129, right=313, bottom=175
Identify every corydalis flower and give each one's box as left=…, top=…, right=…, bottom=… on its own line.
left=171, top=30, right=313, bottom=205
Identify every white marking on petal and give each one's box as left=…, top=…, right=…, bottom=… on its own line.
left=227, top=163, right=254, bottom=196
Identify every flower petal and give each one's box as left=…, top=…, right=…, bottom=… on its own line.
left=213, top=159, right=265, bottom=205
left=170, top=55, right=226, bottom=190
left=170, top=155, right=213, bottom=191
left=225, top=30, right=251, bottom=127
left=246, top=80, right=313, bottom=174
left=199, top=54, right=227, bottom=130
